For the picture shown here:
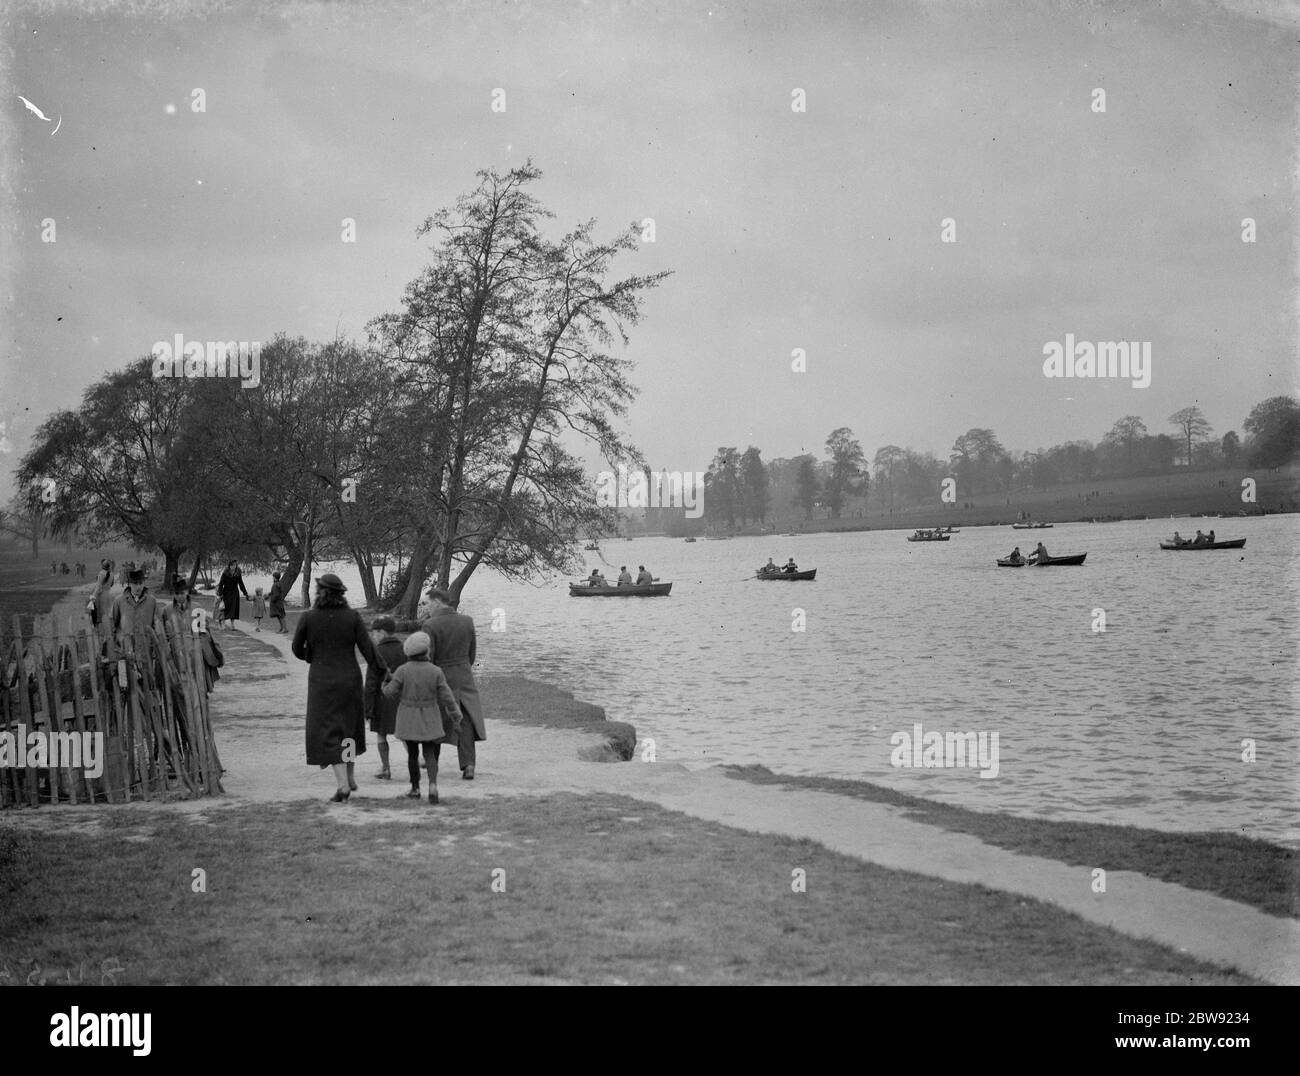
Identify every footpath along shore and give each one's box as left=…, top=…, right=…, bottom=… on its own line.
left=18, top=589, right=1300, bottom=985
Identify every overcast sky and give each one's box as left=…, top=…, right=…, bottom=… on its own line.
left=1, top=0, right=1296, bottom=501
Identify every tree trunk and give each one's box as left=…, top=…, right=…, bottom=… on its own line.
left=394, top=531, right=438, bottom=617
left=162, top=548, right=182, bottom=593
left=188, top=551, right=204, bottom=590
left=352, top=545, right=378, bottom=605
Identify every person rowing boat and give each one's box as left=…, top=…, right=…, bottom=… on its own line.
left=1003, top=546, right=1024, bottom=566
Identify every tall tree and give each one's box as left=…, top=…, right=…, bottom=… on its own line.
left=370, top=163, right=669, bottom=613
left=705, top=447, right=741, bottom=529
left=823, top=427, right=866, bottom=518
left=950, top=428, right=1007, bottom=494
left=1102, top=415, right=1149, bottom=476
left=1168, top=406, right=1213, bottom=468
left=738, top=446, right=769, bottom=524
left=16, top=356, right=218, bottom=588
left=872, top=445, right=904, bottom=512
left=1221, top=430, right=1240, bottom=468
left=1242, top=396, right=1300, bottom=468
left=791, top=454, right=820, bottom=519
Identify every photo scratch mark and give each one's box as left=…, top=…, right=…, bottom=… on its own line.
left=18, top=94, right=61, bottom=136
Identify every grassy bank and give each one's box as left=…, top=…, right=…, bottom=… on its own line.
left=726, top=766, right=1298, bottom=919
left=0, top=798, right=1258, bottom=985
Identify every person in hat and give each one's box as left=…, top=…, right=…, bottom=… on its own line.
left=291, top=573, right=383, bottom=802
left=382, top=630, right=463, bottom=803
left=110, top=565, right=162, bottom=662
left=364, top=616, right=405, bottom=780
left=162, top=575, right=220, bottom=694
left=268, top=570, right=288, bottom=633
left=90, top=558, right=116, bottom=638
left=421, top=588, right=486, bottom=781
left=216, top=559, right=250, bottom=629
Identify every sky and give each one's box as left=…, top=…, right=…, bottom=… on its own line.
left=1, top=0, right=1296, bottom=502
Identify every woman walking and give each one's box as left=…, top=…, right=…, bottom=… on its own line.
left=216, top=559, right=250, bottom=628
left=268, top=571, right=288, bottom=633
left=382, top=631, right=463, bottom=804
left=291, top=573, right=382, bottom=802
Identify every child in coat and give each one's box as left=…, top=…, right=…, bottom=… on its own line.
left=252, top=587, right=267, bottom=631
left=365, top=617, right=406, bottom=780
left=381, top=631, right=463, bottom=804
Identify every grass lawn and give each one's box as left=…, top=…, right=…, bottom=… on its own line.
left=0, top=795, right=1259, bottom=985
left=726, top=766, right=1299, bottom=919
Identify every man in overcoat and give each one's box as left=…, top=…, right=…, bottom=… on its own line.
left=421, top=588, right=486, bottom=779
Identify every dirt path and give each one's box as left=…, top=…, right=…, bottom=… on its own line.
left=20, top=592, right=1300, bottom=985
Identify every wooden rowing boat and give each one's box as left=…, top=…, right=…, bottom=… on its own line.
left=996, top=557, right=1025, bottom=567
left=1028, top=552, right=1086, bottom=566
left=569, top=582, right=672, bottom=597
left=1012, top=522, right=1053, bottom=529
left=906, top=534, right=950, bottom=542
left=1158, top=538, right=1246, bottom=550
left=755, top=568, right=817, bottom=581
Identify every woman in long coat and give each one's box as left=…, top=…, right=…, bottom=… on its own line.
left=91, top=559, right=115, bottom=644
left=216, top=560, right=250, bottom=627
left=267, top=571, right=288, bottom=633
left=292, top=573, right=381, bottom=802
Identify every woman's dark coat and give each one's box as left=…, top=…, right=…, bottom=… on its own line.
left=268, top=579, right=287, bottom=618
left=217, top=567, right=250, bottom=621
left=292, top=606, right=381, bottom=766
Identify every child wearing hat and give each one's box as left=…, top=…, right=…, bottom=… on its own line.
left=381, top=630, right=464, bottom=803
left=365, top=616, right=405, bottom=780
left=252, top=587, right=267, bottom=631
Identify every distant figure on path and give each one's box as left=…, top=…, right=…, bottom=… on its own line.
left=421, top=588, right=486, bottom=781
left=268, top=571, right=288, bottom=633
left=365, top=616, right=405, bottom=780
left=252, top=587, right=267, bottom=631
left=382, top=630, right=463, bottom=804
left=292, top=573, right=382, bottom=803
left=217, top=560, right=250, bottom=628
left=91, top=559, right=116, bottom=641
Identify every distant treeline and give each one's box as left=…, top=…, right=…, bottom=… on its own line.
left=648, top=400, right=1300, bottom=532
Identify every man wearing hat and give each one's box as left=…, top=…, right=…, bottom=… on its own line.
left=421, top=588, right=486, bottom=780
left=110, top=565, right=163, bottom=662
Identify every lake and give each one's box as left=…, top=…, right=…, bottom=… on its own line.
left=300, top=516, right=1298, bottom=846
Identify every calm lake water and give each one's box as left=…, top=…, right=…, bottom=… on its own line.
left=302, top=517, right=1298, bottom=846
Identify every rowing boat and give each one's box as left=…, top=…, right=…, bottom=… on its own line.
left=569, top=581, right=672, bottom=597
left=1028, top=552, right=1086, bottom=566
left=996, top=557, right=1025, bottom=567
left=1158, top=538, right=1246, bottom=550
left=755, top=568, right=817, bottom=581
left=1012, top=522, right=1053, bottom=529
left=906, top=534, right=950, bottom=542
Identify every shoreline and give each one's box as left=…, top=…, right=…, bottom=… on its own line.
left=6, top=585, right=1298, bottom=983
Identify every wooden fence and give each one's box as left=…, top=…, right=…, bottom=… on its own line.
left=1, top=613, right=224, bottom=806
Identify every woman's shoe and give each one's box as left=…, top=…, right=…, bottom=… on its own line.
left=375, top=769, right=391, bottom=780
left=405, top=787, right=421, bottom=798
left=329, top=789, right=350, bottom=803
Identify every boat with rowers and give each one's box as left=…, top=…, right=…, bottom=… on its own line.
left=1011, top=521, right=1053, bottom=529
left=1160, top=530, right=1245, bottom=550
left=755, top=567, right=817, bottom=581
left=569, top=581, right=672, bottom=597
left=907, top=528, right=950, bottom=541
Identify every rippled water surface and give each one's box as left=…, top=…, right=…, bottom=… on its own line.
left=320, top=518, right=1299, bottom=845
